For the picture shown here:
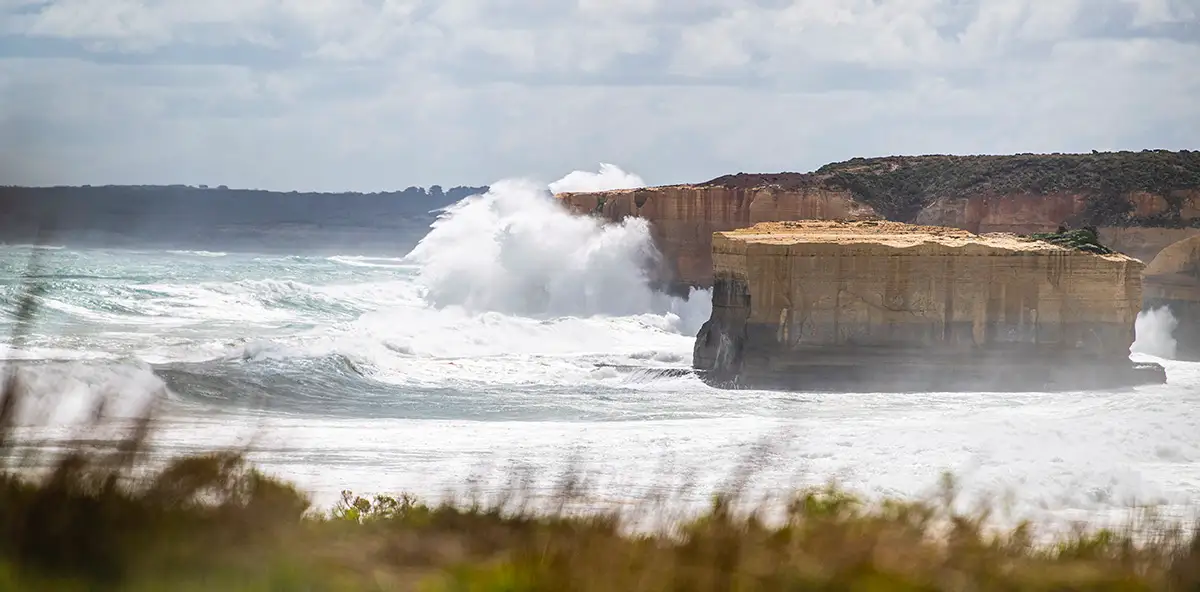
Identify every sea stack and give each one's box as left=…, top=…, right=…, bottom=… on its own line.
left=692, top=220, right=1166, bottom=392
left=556, top=152, right=1200, bottom=297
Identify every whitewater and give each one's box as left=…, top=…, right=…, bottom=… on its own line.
left=2, top=165, right=1199, bottom=532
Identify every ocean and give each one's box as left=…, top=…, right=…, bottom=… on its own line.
left=2, top=171, right=1198, bottom=532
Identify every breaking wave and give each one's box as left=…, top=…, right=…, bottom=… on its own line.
left=405, top=166, right=710, bottom=333
left=548, top=163, right=646, bottom=194
left=1132, top=305, right=1179, bottom=359
left=0, top=164, right=716, bottom=423
left=167, top=250, right=228, bottom=258
left=1, top=359, right=167, bottom=426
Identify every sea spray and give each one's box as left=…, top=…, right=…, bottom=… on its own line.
left=0, top=165, right=717, bottom=428
left=1132, top=305, right=1178, bottom=359
left=404, top=166, right=711, bottom=335
left=4, top=360, right=166, bottom=426
left=548, top=163, right=646, bottom=194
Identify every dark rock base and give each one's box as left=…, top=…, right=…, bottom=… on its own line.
left=694, top=355, right=1166, bottom=393
left=694, top=272, right=1167, bottom=393
left=693, top=317, right=1167, bottom=393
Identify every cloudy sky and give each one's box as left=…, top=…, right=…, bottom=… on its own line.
left=0, top=0, right=1197, bottom=191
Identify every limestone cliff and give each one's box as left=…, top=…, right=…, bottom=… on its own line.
left=556, top=185, right=878, bottom=293
left=692, top=221, right=1165, bottom=392
left=556, top=150, right=1200, bottom=290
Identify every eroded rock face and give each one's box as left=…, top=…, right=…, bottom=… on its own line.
left=556, top=151, right=1200, bottom=291
left=914, top=195, right=1200, bottom=262
left=559, top=185, right=1200, bottom=291
left=1099, top=227, right=1200, bottom=264
left=556, top=186, right=878, bottom=292
left=911, top=192, right=1089, bottom=233
left=692, top=221, right=1165, bottom=392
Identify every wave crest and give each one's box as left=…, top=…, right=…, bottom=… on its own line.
left=404, top=166, right=709, bottom=333
left=2, top=360, right=167, bottom=426
left=548, top=163, right=646, bottom=194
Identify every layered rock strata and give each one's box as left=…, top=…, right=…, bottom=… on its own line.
left=692, top=221, right=1165, bottom=392
left=557, top=185, right=878, bottom=295
left=556, top=151, right=1200, bottom=291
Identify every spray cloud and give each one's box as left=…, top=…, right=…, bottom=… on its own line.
left=548, top=163, right=646, bottom=194
left=1131, top=305, right=1178, bottom=359
left=404, top=165, right=710, bottom=333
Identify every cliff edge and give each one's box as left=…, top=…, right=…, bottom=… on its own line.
left=556, top=150, right=1200, bottom=291
left=692, top=220, right=1165, bottom=392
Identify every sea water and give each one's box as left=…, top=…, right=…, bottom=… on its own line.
left=1, top=166, right=1198, bottom=533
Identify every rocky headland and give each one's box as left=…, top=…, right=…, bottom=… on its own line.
left=691, top=220, right=1165, bottom=392
left=556, top=150, right=1200, bottom=287
left=557, top=150, right=1200, bottom=361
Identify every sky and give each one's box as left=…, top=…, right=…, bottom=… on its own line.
left=0, top=0, right=1197, bottom=192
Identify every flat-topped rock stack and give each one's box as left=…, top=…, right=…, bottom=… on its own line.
left=692, top=220, right=1166, bottom=392
left=555, top=151, right=1200, bottom=298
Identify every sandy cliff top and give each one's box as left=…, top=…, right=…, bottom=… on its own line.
left=718, top=221, right=1139, bottom=261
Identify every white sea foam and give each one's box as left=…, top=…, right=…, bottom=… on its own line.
left=327, top=255, right=415, bottom=269
left=2, top=244, right=66, bottom=251
left=2, top=360, right=168, bottom=426
left=167, top=250, right=228, bottom=257
left=404, top=165, right=710, bottom=334
left=1132, top=305, right=1179, bottom=359
left=547, top=162, right=646, bottom=194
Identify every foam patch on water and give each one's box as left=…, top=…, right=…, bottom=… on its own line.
left=167, top=250, right=228, bottom=257
left=327, top=255, right=415, bottom=269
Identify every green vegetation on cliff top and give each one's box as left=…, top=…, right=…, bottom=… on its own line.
left=704, top=149, right=1200, bottom=225
left=1024, top=226, right=1116, bottom=255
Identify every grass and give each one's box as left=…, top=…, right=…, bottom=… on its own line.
left=1024, top=226, right=1116, bottom=254
left=4, top=241, right=1200, bottom=590
left=4, top=447, right=1200, bottom=591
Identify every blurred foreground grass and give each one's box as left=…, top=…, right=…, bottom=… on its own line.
left=4, top=248, right=1200, bottom=590
left=3, top=445, right=1200, bottom=591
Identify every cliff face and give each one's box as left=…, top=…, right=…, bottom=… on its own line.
left=692, top=221, right=1165, bottom=392
left=556, top=151, right=1200, bottom=289
left=558, top=186, right=878, bottom=291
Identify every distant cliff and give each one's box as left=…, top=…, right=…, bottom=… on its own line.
left=692, top=220, right=1165, bottom=392
left=0, top=184, right=488, bottom=253
left=557, top=150, right=1200, bottom=289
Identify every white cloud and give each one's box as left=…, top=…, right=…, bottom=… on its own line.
left=1129, top=0, right=1198, bottom=25
left=0, top=0, right=1196, bottom=191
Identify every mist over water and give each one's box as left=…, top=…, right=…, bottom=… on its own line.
left=1132, top=306, right=1179, bottom=359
